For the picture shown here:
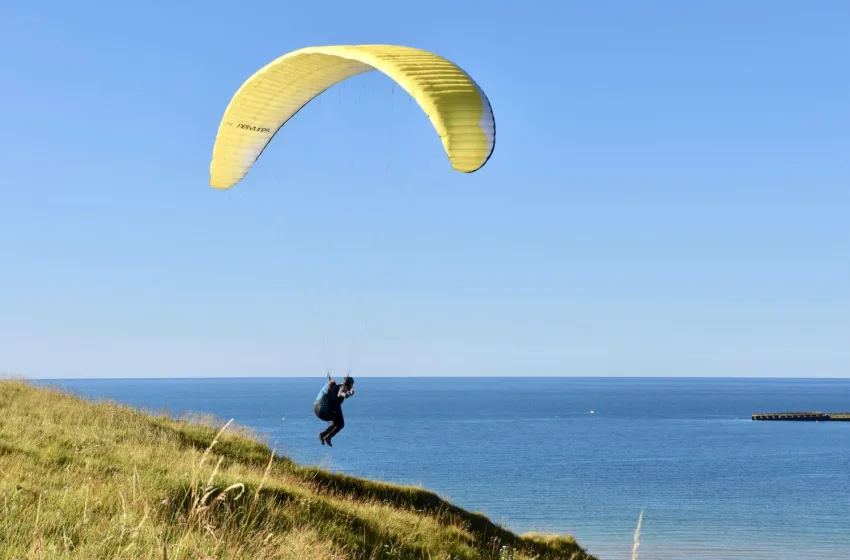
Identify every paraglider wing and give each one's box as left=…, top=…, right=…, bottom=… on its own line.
left=209, top=44, right=496, bottom=189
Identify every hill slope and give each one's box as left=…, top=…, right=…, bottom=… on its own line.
left=0, top=380, right=598, bottom=560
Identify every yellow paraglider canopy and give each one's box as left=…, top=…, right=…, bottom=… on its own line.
left=209, top=44, right=496, bottom=189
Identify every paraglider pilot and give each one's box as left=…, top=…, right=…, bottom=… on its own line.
left=314, top=373, right=355, bottom=446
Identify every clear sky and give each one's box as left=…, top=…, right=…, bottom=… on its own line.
left=1, top=0, right=848, bottom=379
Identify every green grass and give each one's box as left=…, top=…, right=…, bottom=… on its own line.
left=0, top=379, right=598, bottom=560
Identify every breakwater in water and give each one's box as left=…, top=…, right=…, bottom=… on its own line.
left=751, top=412, right=850, bottom=421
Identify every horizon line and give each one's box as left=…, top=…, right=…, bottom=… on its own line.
left=13, top=375, right=850, bottom=381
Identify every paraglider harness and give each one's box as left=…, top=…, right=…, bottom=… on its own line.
left=314, top=370, right=355, bottom=442
left=320, top=369, right=354, bottom=400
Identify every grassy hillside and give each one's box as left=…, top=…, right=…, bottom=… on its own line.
left=0, top=380, right=598, bottom=560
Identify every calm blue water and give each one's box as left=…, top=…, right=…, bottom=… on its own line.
left=45, top=377, right=850, bottom=560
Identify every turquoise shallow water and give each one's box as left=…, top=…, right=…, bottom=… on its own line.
left=49, top=377, right=850, bottom=560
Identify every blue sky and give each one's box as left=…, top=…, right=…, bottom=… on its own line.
left=1, top=0, right=847, bottom=378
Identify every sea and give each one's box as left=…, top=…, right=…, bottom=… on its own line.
left=44, top=377, right=850, bottom=560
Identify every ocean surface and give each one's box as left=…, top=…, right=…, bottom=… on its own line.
left=44, top=377, right=850, bottom=560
